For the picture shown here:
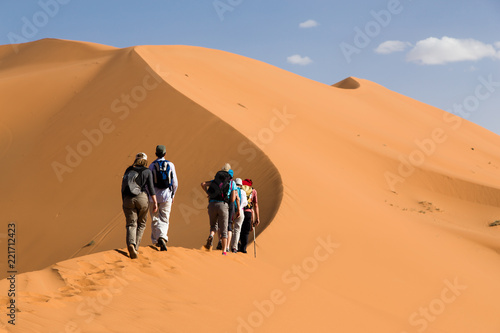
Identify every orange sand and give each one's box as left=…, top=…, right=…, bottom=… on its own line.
left=1, top=38, right=500, bottom=332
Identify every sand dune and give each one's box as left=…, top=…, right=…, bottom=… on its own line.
left=1, top=38, right=500, bottom=332
left=332, top=76, right=360, bottom=89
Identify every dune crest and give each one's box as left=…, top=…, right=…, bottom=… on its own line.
left=2, top=39, right=500, bottom=332
left=0, top=39, right=283, bottom=278
left=332, top=76, right=360, bottom=89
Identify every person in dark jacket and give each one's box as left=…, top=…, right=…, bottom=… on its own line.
left=121, top=152, right=158, bottom=259
left=238, top=179, right=259, bottom=253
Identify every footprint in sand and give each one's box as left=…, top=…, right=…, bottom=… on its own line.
left=0, top=123, right=13, bottom=158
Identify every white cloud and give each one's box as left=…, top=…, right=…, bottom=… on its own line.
left=299, top=19, right=318, bottom=28
left=406, top=36, right=500, bottom=65
left=287, top=54, right=313, bottom=65
left=375, top=40, right=412, bottom=54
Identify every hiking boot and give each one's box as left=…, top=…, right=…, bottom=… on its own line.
left=204, top=236, right=213, bottom=250
left=216, top=240, right=222, bottom=250
left=158, top=238, right=168, bottom=252
left=231, top=248, right=238, bottom=253
left=128, top=244, right=138, bottom=259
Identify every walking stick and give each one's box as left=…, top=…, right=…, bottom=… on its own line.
left=253, top=225, right=256, bottom=258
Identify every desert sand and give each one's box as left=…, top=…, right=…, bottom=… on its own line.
left=1, top=38, right=500, bottom=332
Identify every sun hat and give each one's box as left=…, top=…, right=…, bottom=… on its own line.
left=228, top=169, right=234, bottom=178
left=235, top=178, right=243, bottom=186
left=136, top=152, right=147, bottom=160
left=242, top=179, right=252, bottom=186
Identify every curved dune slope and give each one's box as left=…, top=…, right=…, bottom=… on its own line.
left=0, top=39, right=282, bottom=276
left=1, top=39, right=500, bottom=333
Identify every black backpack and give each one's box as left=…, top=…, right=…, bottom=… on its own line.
left=207, top=170, right=231, bottom=203
left=121, top=166, right=146, bottom=197
left=152, top=160, right=172, bottom=189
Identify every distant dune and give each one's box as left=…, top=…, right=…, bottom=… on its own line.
left=332, top=76, right=360, bottom=89
left=1, top=39, right=500, bottom=332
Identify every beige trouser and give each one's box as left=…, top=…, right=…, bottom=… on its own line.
left=231, top=208, right=245, bottom=251
left=150, top=201, right=172, bottom=244
left=123, top=192, right=149, bottom=250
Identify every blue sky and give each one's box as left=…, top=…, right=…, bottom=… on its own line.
left=2, top=0, right=500, bottom=134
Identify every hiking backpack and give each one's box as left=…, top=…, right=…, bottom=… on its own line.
left=122, top=166, right=146, bottom=197
left=241, top=184, right=254, bottom=209
left=207, top=170, right=231, bottom=203
left=153, top=160, right=172, bottom=189
left=237, top=186, right=248, bottom=209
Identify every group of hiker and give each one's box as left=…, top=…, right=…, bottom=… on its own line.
left=121, top=146, right=259, bottom=259
left=200, top=163, right=260, bottom=255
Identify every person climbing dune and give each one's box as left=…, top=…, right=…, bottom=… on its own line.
left=121, top=152, right=158, bottom=259
left=148, top=145, right=178, bottom=252
left=238, top=179, right=259, bottom=254
left=231, top=178, right=247, bottom=253
left=201, top=163, right=233, bottom=255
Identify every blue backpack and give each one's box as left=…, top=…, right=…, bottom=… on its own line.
left=153, top=160, right=172, bottom=189
left=234, top=186, right=244, bottom=210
